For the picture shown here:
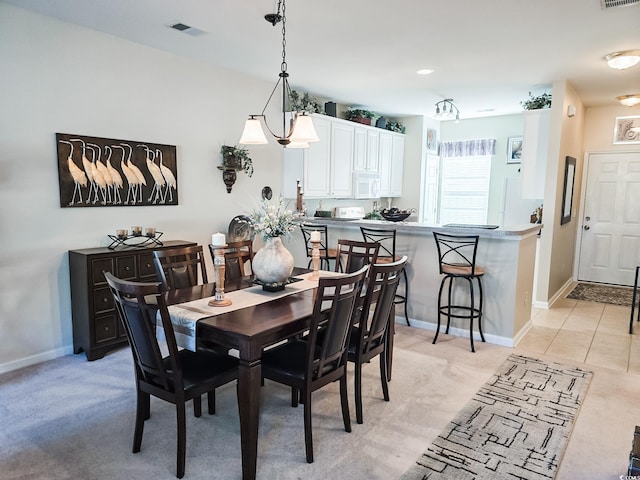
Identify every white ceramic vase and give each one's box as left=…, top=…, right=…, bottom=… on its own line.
left=252, top=236, right=294, bottom=285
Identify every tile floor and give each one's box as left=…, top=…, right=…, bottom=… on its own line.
left=516, top=296, right=640, bottom=373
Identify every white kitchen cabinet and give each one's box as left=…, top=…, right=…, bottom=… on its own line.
left=353, top=126, right=367, bottom=172
left=283, top=113, right=403, bottom=199
left=329, top=121, right=354, bottom=197
left=378, top=130, right=404, bottom=197
left=520, top=109, right=550, bottom=199
left=303, top=115, right=332, bottom=197
left=390, top=134, right=404, bottom=196
left=353, top=126, right=380, bottom=173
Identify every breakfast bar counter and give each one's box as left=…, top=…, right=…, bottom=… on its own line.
left=284, top=219, right=541, bottom=347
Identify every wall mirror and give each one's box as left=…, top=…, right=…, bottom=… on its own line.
left=561, top=156, right=576, bottom=225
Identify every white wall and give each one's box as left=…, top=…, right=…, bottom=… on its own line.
left=0, top=5, right=285, bottom=372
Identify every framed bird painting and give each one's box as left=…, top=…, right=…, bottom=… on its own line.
left=55, top=133, right=178, bottom=208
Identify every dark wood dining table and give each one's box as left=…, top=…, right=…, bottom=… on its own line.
left=164, top=270, right=318, bottom=480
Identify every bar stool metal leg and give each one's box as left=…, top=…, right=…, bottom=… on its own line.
left=630, top=266, right=640, bottom=334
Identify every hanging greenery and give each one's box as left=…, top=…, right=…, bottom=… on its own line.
left=521, top=92, right=552, bottom=110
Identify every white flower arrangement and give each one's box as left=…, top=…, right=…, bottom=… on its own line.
left=249, top=198, right=301, bottom=239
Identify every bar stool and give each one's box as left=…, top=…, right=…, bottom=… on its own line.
left=300, top=223, right=339, bottom=271
left=432, top=232, right=486, bottom=352
left=360, top=226, right=410, bottom=326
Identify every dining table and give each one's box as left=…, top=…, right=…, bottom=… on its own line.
left=164, top=269, right=322, bottom=480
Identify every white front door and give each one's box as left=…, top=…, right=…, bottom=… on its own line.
left=578, top=152, right=640, bottom=286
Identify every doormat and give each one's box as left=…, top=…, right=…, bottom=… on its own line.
left=567, top=282, right=638, bottom=307
left=400, top=354, right=592, bottom=480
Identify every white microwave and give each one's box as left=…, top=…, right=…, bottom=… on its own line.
left=353, top=172, right=380, bottom=199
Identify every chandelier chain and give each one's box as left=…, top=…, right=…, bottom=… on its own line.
left=280, top=0, right=287, bottom=74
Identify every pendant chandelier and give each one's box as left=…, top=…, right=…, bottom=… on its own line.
left=239, top=0, right=319, bottom=148
left=434, top=98, right=460, bottom=122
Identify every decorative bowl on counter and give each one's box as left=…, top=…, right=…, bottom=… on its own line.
left=380, top=208, right=415, bottom=222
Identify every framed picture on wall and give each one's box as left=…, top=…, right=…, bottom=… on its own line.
left=613, top=115, right=640, bottom=144
left=426, top=128, right=438, bottom=153
left=507, top=136, right=523, bottom=164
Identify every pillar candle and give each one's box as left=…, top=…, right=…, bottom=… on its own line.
left=310, top=230, right=321, bottom=242
left=211, top=232, right=226, bottom=247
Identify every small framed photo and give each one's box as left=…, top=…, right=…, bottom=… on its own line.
left=507, top=136, right=523, bottom=164
left=613, top=116, right=640, bottom=144
left=426, top=128, right=438, bottom=153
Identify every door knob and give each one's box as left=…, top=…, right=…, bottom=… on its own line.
left=583, top=225, right=590, bottom=230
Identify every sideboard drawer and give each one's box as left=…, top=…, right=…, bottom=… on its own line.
left=116, top=255, right=137, bottom=279
left=91, top=258, right=114, bottom=285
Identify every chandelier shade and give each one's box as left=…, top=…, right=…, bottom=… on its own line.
left=238, top=0, right=318, bottom=148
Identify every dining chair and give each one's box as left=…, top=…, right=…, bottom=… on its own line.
left=152, top=245, right=208, bottom=291
left=348, top=256, right=407, bottom=424
left=260, top=265, right=369, bottom=463
left=300, top=223, right=339, bottom=271
left=104, top=272, right=238, bottom=479
left=334, top=239, right=380, bottom=273
left=208, top=239, right=254, bottom=282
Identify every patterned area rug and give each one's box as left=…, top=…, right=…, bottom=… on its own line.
left=567, top=282, right=638, bottom=307
left=400, top=354, right=592, bottom=480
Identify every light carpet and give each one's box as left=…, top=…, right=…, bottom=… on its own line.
left=400, top=354, right=592, bottom=480
left=567, top=282, right=638, bottom=307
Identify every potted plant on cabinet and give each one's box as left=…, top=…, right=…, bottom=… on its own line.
left=219, top=145, right=254, bottom=193
left=345, top=108, right=376, bottom=125
left=289, top=90, right=324, bottom=114
left=521, top=91, right=552, bottom=110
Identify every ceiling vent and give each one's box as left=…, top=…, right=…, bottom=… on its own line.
left=600, top=0, right=640, bottom=8
left=168, top=22, right=207, bottom=37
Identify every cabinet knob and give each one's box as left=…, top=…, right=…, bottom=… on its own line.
left=125, top=266, right=130, bottom=271
left=103, top=297, right=108, bottom=303
left=146, top=263, right=152, bottom=268
left=104, top=325, right=109, bottom=331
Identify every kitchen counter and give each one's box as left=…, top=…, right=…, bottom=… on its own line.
left=284, top=219, right=540, bottom=347
left=299, top=218, right=542, bottom=239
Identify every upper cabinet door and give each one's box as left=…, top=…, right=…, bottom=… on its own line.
left=330, top=121, right=355, bottom=197
left=353, top=126, right=367, bottom=172
left=390, top=134, right=405, bottom=196
left=378, top=131, right=393, bottom=196
left=366, top=129, right=380, bottom=172
left=303, top=116, right=332, bottom=198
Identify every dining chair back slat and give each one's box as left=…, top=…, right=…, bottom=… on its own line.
left=208, top=240, right=253, bottom=282
left=153, top=245, right=208, bottom=291
left=334, top=239, right=380, bottom=274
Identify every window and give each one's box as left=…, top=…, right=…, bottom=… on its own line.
left=437, top=139, right=495, bottom=225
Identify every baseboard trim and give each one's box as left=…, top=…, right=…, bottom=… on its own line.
left=532, top=278, right=575, bottom=310
left=398, top=317, right=516, bottom=347
left=0, top=345, right=73, bottom=375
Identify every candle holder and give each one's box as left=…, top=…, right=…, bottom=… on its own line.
left=107, top=231, right=163, bottom=250
left=208, top=244, right=232, bottom=307
left=311, top=239, right=321, bottom=278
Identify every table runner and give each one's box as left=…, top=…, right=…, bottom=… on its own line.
left=159, top=271, right=343, bottom=351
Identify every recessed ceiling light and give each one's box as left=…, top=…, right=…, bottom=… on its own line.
left=604, top=50, right=640, bottom=69
left=416, top=69, right=434, bottom=75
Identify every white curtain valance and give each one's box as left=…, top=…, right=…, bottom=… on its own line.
left=440, top=138, right=496, bottom=158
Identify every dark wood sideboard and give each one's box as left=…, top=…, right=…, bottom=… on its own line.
left=69, top=240, right=197, bottom=360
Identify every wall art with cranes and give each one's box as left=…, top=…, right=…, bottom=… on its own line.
left=56, top=133, right=178, bottom=208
